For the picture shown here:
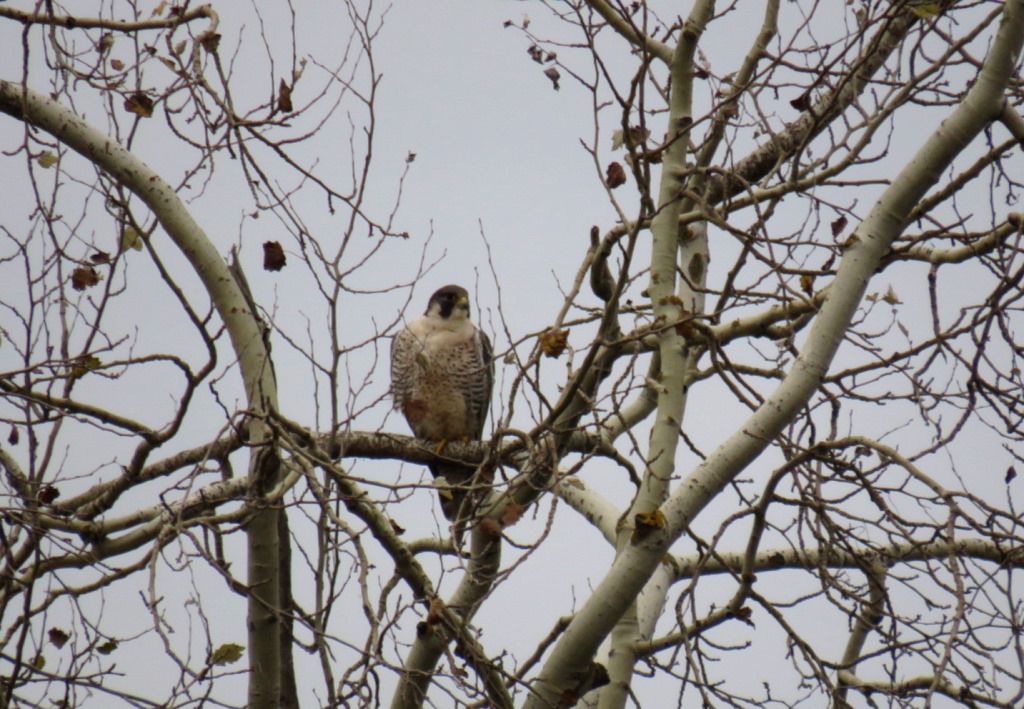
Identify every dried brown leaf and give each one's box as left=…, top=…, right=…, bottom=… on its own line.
left=605, top=162, right=627, bottom=188
left=69, top=355, right=101, bottom=380
left=123, top=92, right=154, bottom=118
left=632, top=509, right=666, bottom=543
left=48, top=628, right=70, bottom=649
left=830, top=215, right=848, bottom=238
left=426, top=597, right=445, bottom=625
left=277, top=78, right=293, bottom=114
left=543, top=66, right=560, bottom=90
left=39, top=485, right=60, bottom=504
left=501, top=502, right=525, bottom=527
left=789, top=89, right=812, bottom=111
left=200, top=32, right=221, bottom=53
left=881, top=285, right=902, bottom=305
left=96, top=33, right=114, bottom=55
left=539, top=328, right=569, bottom=358
left=799, top=274, right=815, bottom=296
left=729, top=606, right=754, bottom=622
left=71, top=266, right=102, bottom=291
left=263, top=241, right=286, bottom=271
left=478, top=517, right=503, bottom=540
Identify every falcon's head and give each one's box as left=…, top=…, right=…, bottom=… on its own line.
left=425, top=285, right=471, bottom=323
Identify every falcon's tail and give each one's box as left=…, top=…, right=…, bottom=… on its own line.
left=429, top=462, right=478, bottom=524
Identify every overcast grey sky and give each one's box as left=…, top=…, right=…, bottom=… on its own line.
left=1, top=1, right=1021, bottom=706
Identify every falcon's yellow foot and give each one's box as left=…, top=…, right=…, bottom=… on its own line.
left=433, top=436, right=470, bottom=456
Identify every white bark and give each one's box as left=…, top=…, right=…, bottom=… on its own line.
left=523, top=0, right=1024, bottom=704
left=0, top=81, right=284, bottom=708
left=592, top=0, right=716, bottom=700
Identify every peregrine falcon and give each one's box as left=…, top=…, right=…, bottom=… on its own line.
left=391, top=285, right=493, bottom=521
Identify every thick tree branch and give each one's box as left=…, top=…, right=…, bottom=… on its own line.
left=703, top=2, right=944, bottom=205
left=524, top=0, right=1024, bottom=703
left=0, top=79, right=286, bottom=708
left=0, top=3, right=218, bottom=33
left=584, top=0, right=672, bottom=65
